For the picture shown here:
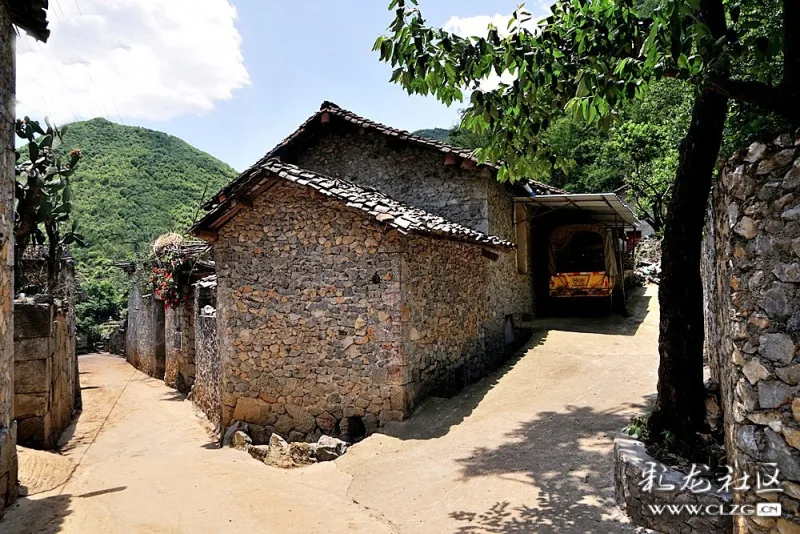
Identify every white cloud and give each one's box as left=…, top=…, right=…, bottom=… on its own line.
left=443, top=11, right=542, bottom=39
left=15, top=0, right=251, bottom=123
left=443, top=11, right=544, bottom=91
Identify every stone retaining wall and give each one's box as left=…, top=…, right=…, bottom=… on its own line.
left=0, top=1, right=17, bottom=515
left=615, top=435, right=732, bottom=533
left=14, top=301, right=78, bottom=449
left=704, top=135, right=800, bottom=532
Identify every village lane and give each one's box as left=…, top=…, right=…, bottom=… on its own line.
left=2, top=285, right=658, bottom=533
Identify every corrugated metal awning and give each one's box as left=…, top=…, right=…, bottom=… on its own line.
left=515, top=193, right=641, bottom=229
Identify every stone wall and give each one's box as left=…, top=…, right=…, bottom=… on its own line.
left=294, top=128, right=490, bottom=233
left=487, top=182, right=534, bottom=352
left=0, top=2, right=17, bottom=515
left=14, top=301, right=78, bottom=449
left=214, top=181, right=405, bottom=440
left=704, top=136, right=800, bottom=532
left=615, top=435, right=732, bottom=533
left=193, top=283, right=220, bottom=428
left=294, top=124, right=534, bottom=351
left=125, top=283, right=165, bottom=379
left=400, top=236, right=492, bottom=406
left=107, top=320, right=125, bottom=356
left=165, top=296, right=196, bottom=393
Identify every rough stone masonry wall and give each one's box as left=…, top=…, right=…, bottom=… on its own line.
left=165, top=296, right=196, bottom=394
left=0, top=2, right=16, bottom=515
left=400, top=235, right=492, bottom=407
left=125, top=283, right=161, bottom=379
left=14, top=302, right=78, bottom=450
left=214, top=181, right=406, bottom=441
left=487, top=182, right=534, bottom=352
left=295, top=128, right=490, bottom=233
left=705, top=135, right=800, bottom=533
left=296, top=127, right=533, bottom=345
left=193, top=284, right=220, bottom=428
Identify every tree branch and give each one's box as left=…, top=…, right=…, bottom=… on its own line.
left=706, top=78, right=800, bottom=125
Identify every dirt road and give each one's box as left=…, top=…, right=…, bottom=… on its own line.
left=2, top=286, right=658, bottom=533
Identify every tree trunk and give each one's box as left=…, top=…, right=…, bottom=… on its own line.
left=647, top=88, right=728, bottom=454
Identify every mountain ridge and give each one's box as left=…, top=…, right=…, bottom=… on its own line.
left=55, top=117, right=237, bottom=266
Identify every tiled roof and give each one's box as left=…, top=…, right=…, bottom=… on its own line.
left=191, top=160, right=514, bottom=249
left=202, top=101, right=564, bottom=210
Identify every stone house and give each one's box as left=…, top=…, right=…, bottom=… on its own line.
left=189, top=102, right=566, bottom=440
left=0, top=1, right=50, bottom=516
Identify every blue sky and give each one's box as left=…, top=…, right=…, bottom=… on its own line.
left=17, top=0, right=549, bottom=172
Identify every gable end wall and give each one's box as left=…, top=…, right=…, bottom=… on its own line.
left=213, top=182, right=407, bottom=439
left=294, top=128, right=490, bottom=233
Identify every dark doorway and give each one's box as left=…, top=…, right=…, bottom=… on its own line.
left=155, top=301, right=166, bottom=379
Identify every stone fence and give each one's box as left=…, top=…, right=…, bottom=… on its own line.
left=704, top=135, right=800, bottom=533
left=14, top=300, right=80, bottom=449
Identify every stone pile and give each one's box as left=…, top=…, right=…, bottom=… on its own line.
left=226, top=421, right=348, bottom=469
left=634, top=237, right=662, bottom=284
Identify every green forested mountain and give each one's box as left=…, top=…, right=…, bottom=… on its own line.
left=412, top=128, right=451, bottom=142
left=57, top=118, right=237, bottom=266
left=50, top=119, right=237, bottom=339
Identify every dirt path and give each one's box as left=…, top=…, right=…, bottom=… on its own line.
left=2, top=286, right=659, bottom=533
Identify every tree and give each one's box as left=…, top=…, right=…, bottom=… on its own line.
left=14, top=117, right=85, bottom=292
left=611, top=122, right=674, bottom=233
left=75, top=277, right=125, bottom=345
left=375, top=0, right=798, bottom=455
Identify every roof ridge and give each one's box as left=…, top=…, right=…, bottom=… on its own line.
left=193, top=160, right=514, bottom=249
left=201, top=101, right=566, bottom=210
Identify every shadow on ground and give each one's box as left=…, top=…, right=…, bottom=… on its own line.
left=1, top=494, right=72, bottom=534
left=381, top=330, right=548, bottom=441
left=532, top=286, right=652, bottom=337
left=2, top=485, right=127, bottom=533
left=160, top=391, right=187, bottom=402
left=449, top=404, right=646, bottom=533
left=381, top=287, right=652, bottom=442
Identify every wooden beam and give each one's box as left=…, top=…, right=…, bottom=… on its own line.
left=194, top=230, right=218, bottom=243
left=461, top=159, right=475, bottom=170
left=444, top=153, right=457, bottom=166
left=234, top=198, right=253, bottom=210
left=321, top=112, right=330, bottom=124
left=481, top=248, right=499, bottom=261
